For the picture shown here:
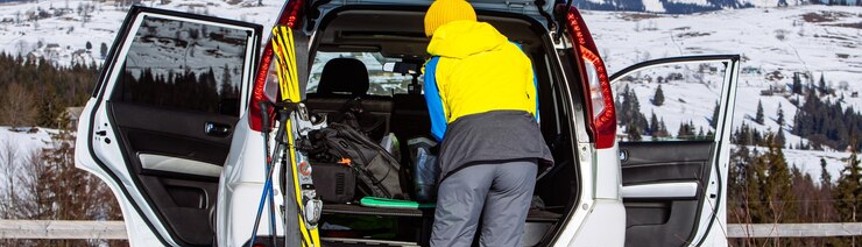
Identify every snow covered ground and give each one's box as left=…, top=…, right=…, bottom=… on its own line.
left=582, top=5, right=862, bottom=180
left=0, top=127, right=56, bottom=191
left=0, top=0, right=283, bottom=67
left=0, top=1, right=860, bottom=179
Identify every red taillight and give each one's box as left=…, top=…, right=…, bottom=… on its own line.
left=564, top=6, right=616, bottom=149
left=249, top=0, right=305, bottom=132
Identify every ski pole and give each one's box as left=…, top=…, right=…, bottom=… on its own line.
left=249, top=104, right=289, bottom=246
left=260, top=101, right=278, bottom=247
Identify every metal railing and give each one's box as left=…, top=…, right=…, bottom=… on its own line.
left=1, top=220, right=861, bottom=240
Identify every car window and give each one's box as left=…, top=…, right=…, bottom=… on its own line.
left=307, top=52, right=419, bottom=96
left=613, top=61, right=729, bottom=142
left=113, top=15, right=250, bottom=116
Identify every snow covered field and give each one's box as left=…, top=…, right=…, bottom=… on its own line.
left=0, top=127, right=56, bottom=191
left=0, top=1, right=860, bottom=179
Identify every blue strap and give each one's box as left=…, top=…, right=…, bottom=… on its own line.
left=424, top=57, right=447, bottom=141
left=513, top=42, right=541, bottom=123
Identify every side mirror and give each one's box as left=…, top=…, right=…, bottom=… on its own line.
left=383, top=62, right=420, bottom=75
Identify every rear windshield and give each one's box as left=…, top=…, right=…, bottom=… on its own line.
left=307, top=52, right=420, bottom=96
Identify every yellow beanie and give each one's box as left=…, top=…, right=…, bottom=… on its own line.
left=424, top=0, right=477, bottom=37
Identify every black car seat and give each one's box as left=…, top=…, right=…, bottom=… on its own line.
left=306, top=58, right=393, bottom=141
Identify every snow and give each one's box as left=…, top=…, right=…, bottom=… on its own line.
left=0, top=127, right=56, bottom=191
left=643, top=0, right=667, bottom=13
left=0, top=1, right=860, bottom=180
left=0, top=0, right=284, bottom=67
left=586, top=5, right=862, bottom=179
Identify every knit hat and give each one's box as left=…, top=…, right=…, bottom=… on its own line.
left=424, top=0, right=477, bottom=37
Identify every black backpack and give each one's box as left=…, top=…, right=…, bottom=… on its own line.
left=307, top=122, right=407, bottom=199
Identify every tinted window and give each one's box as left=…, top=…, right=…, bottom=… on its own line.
left=114, top=16, right=250, bottom=116
left=613, top=61, right=729, bottom=142
left=307, top=52, right=417, bottom=96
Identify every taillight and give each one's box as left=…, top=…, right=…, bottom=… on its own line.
left=564, top=6, right=616, bottom=149
left=249, top=0, right=305, bottom=132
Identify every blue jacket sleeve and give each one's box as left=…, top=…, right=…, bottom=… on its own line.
left=423, top=57, right=447, bottom=141
left=533, top=72, right=540, bottom=123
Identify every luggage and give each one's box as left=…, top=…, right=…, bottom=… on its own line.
left=311, top=163, right=356, bottom=203
left=408, top=137, right=439, bottom=202
left=308, top=122, right=407, bottom=199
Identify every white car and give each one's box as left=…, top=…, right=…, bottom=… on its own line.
left=75, top=1, right=740, bottom=246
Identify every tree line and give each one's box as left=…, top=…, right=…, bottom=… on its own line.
left=0, top=53, right=123, bottom=246
left=616, top=84, right=714, bottom=141
left=792, top=86, right=862, bottom=151
left=729, top=132, right=862, bottom=246
left=0, top=52, right=97, bottom=128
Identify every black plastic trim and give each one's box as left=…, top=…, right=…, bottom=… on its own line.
left=609, top=55, right=741, bottom=82
left=86, top=5, right=262, bottom=247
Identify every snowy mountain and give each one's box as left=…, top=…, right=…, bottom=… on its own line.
left=0, top=0, right=860, bottom=180
left=569, top=0, right=846, bottom=14
left=0, top=0, right=283, bottom=68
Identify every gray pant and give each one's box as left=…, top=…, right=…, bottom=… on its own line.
left=430, top=160, right=538, bottom=247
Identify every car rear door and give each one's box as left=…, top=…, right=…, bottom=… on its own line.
left=74, top=6, right=261, bottom=246
left=610, top=55, right=740, bottom=247
left=308, top=0, right=554, bottom=27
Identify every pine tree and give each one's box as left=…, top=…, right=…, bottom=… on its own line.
left=100, top=42, right=108, bottom=58
left=755, top=100, right=765, bottom=125
left=820, top=158, right=832, bottom=189
left=792, top=72, right=802, bottom=94
left=776, top=130, right=786, bottom=148
left=833, top=151, right=862, bottom=246
left=652, top=84, right=664, bottom=106
left=649, top=111, right=659, bottom=136
left=626, top=125, right=642, bottom=141
left=818, top=73, right=827, bottom=95
left=776, top=103, right=785, bottom=127
left=767, top=134, right=796, bottom=222
left=711, top=101, right=720, bottom=128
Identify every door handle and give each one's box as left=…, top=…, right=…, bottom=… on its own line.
left=204, top=122, right=232, bottom=137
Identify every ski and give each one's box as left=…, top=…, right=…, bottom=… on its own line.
left=271, top=25, right=323, bottom=247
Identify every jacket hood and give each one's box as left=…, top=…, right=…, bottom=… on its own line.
left=426, top=21, right=509, bottom=59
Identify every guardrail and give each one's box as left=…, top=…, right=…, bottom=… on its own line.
left=1, top=220, right=861, bottom=239
left=0, top=220, right=126, bottom=240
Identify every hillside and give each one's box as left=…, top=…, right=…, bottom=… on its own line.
left=0, top=1, right=860, bottom=179
left=584, top=5, right=862, bottom=179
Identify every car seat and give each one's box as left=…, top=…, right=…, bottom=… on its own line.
left=306, top=58, right=393, bottom=141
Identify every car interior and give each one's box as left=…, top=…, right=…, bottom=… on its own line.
left=291, top=7, right=582, bottom=246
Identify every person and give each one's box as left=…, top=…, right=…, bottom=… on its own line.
left=422, top=0, right=554, bottom=246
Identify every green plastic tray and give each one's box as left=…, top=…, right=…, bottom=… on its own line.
left=359, top=196, right=436, bottom=209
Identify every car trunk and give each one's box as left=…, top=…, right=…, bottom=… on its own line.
left=269, top=7, right=581, bottom=246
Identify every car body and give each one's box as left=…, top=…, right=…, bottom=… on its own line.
left=75, top=0, right=740, bottom=246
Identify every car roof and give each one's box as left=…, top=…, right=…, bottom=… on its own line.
left=309, top=0, right=554, bottom=28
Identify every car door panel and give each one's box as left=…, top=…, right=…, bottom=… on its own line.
left=77, top=6, right=261, bottom=246
left=620, top=141, right=713, bottom=247
left=610, top=55, right=739, bottom=247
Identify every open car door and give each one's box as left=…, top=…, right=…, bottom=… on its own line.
left=75, top=6, right=261, bottom=246
left=610, top=55, right=739, bottom=247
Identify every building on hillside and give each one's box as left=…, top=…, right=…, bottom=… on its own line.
left=818, top=0, right=860, bottom=5
left=59, top=107, right=84, bottom=129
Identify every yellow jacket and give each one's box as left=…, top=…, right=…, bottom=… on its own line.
left=424, top=20, right=538, bottom=140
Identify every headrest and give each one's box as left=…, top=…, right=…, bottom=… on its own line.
left=317, top=58, right=370, bottom=96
